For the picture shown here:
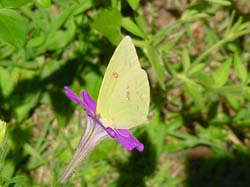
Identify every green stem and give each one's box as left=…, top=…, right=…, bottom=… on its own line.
left=191, top=37, right=229, bottom=67
left=190, top=26, right=250, bottom=71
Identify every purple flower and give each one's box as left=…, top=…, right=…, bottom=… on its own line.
left=60, top=86, right=143, bottom=183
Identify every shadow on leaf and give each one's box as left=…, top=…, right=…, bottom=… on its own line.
left=115, top=131, right=157, bottom=187
left=186, top=149, right=250, bottom=187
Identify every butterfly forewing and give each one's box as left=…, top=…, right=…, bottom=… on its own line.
left=96, top=36, right=150, bottom=129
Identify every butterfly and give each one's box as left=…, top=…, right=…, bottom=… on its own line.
left=96, top=36, right=150, bottom=130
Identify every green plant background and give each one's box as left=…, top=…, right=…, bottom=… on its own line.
left=1, top=0, right=250, bottom=186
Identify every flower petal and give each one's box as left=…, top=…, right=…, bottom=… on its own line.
left=64, top=86, right=82, bottom=105
left=106, top=128, right=144, bottom=152
left=60, top=116, right=108, bottom=183
left=80, top=91, right=96, bottom=116
left=64, top=87, right=96, bottom=117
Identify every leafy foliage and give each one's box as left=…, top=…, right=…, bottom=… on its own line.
left=1, top=0, right=250, bottom=186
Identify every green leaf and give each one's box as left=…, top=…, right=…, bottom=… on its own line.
left=73, top=0, right=93, bottom=15
left=147, top=111, right=167, bottom=156
left=0, top=9, right=28, bottom=48
left=45, top=30, right=73, bottom=50
left=127, top=0, right=140, bottom=10
left=181, top=10, right=209, bottom=22
left=181, top=47, right=191, bottom=72
left=1, top=160, right=15, bottom=180
left=14, top=92, right=40, bottom=122
left=91, top=8, right=122, bottom=45
left=234, top=53, right=248, bottom=83
left=122, top=17, right=146, bottom=38
left=26, top=35, right=45, bottom=48
left=225, top=93, right=241, bottom=110
left=184, top=79, right=204, bottom=108
left=134, top=14, right=148, bottom=35
left=0, top=67, right=14, bottom=97
left=0, top=120, right=6, bottom=146
left=233, top=108, right=250, bottom=127
left=37, top=0, right=51, bottom=7
left=44, top=5, right=76, bottom=47
left=165, top=142, right=192, bottom=152
left=23, top=143, right=45, bottom=165
left=194, top=71, right=213, bottom=89
left=143, top=45, right=165, bottom=90
left=206, top=0, right=231, bottom=6
left=159, top=30, right=184, bottom=52
left=213, top=58, right=231, bottom=87
left=188, top=63, right=206, bottom=75
left=82, top=70, right=103, bottom=99
left=2, top=175, right=30, bottom=187
left=0, top=0, right=31, bottom=7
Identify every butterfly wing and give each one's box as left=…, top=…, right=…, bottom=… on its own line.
left=96, top=36, right=150, bottom=129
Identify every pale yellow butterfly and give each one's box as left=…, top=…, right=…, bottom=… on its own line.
left=96, top=36, right=150, bottom=129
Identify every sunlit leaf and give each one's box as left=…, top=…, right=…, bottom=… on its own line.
left=127, top=0, right=140, bottom=10
left=0, top=9, right=28, bottom=48
left=143, top=45, right=165, bottom=89
left=194, top=71, right=213, bottom=89
left=0, top=67, right=14, bottom=97
left=205, top=0, right=231, bottom=6
left=184, top=80, right=204, bottom=108
left=91, top=8, right=122, bottom=45
left=134, top=14, right=148, bottom=35
left=225, top=93, right=241, bottom=110
left=188, top=63, right=206, bottom=75
left=0, top=0, right=31, bottom=7
left=181, top=47, right=191, bottom=72
left=213, top=58, right=231, bottom=87
left=122, top=17, right=145, bottom=38
left=234, top=53, right=248, bottom=83
left=0, top=120, right=6, bottom=146
left=37, top=0, right=51, bottom=7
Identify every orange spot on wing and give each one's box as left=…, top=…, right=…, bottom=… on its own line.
left=112, top=72, right=119, bottom=78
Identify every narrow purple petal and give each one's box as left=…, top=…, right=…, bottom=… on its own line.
left=64, top=87, right=96, bottom=117
left=106, top=128, right=144, bottom=152
left=64, top=86, right=82, bottom=105
left=80, top=91, right=96, bottom=116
